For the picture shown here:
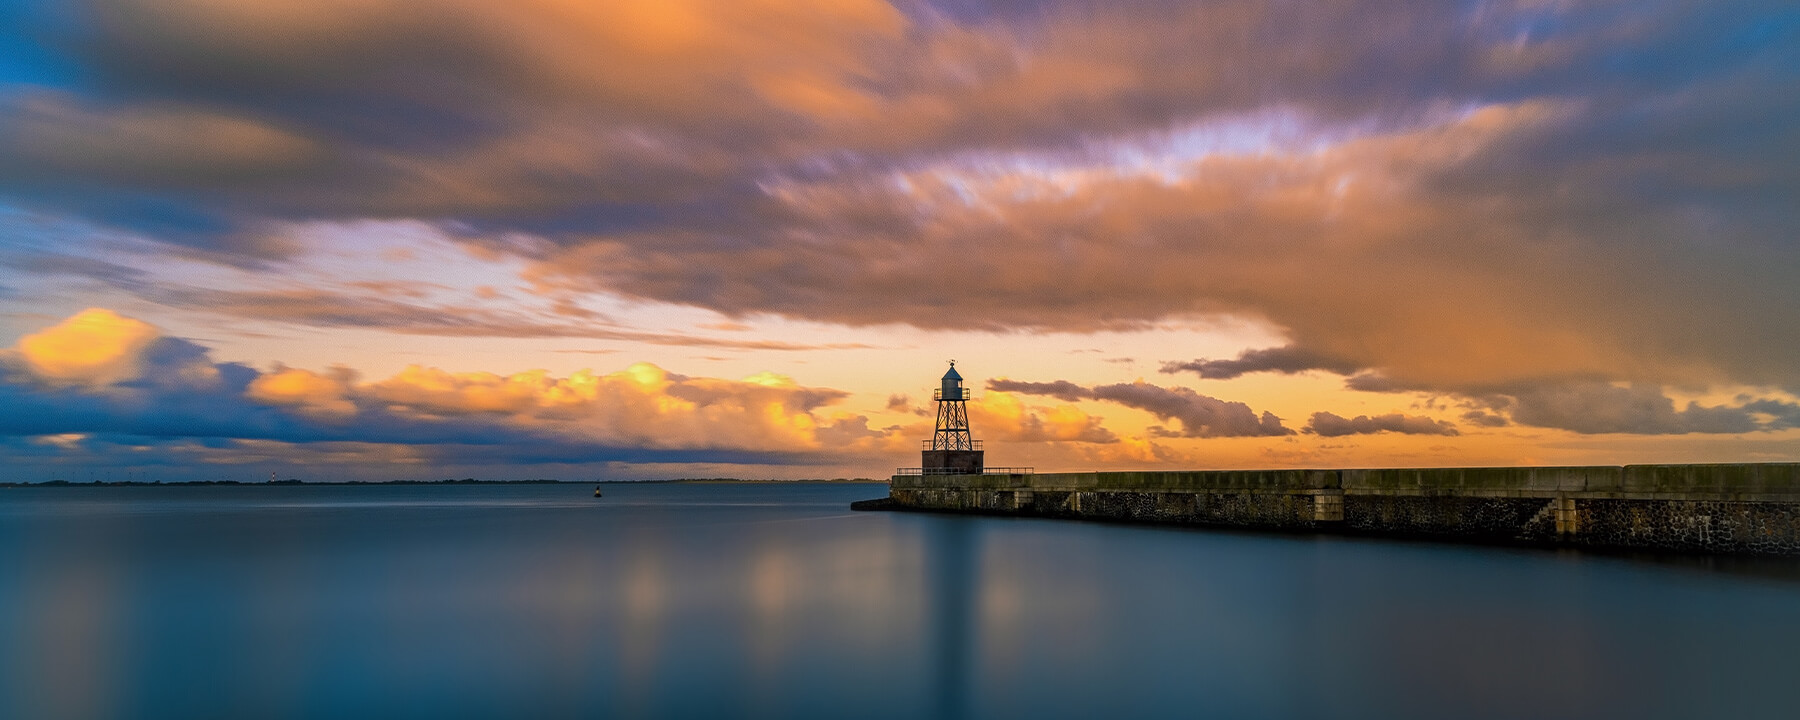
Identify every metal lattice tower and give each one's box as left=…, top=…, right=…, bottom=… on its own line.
left=932, top=361, right=974, bottom=451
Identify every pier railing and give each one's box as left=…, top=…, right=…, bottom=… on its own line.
left=894, top=467, right=1034, bottom=476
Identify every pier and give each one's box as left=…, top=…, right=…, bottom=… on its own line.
left=882, top=464, right=1800, bottom=555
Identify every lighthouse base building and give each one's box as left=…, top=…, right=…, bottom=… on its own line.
left=922, top=448, right=984, bottom=475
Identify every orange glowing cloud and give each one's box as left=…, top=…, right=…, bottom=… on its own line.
left=247, top=365, right=358, bottom=419
left=0, top=309, right=903, bottom=471
left=12, top=308, right=161, bottom=385
left=353, top=361, right=858, bottom=451
left=971, top=392, right=1118, bottom=444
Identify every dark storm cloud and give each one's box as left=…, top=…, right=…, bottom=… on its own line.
left=0, top=0, right=913, bottom=251
left=1, top=1, right=1797, bottom=400
left=1, top=1, right=1772, bottom=236
left=1304, top=412, right=1459, bottom=438
left=521, top=3, right=1800, bottom=397
left=1161, top=346, right=1364, bottom=380
left=989, top=378, right=1292, bottom=437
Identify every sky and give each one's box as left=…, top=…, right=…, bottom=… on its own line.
left=1, top=0, right=1797, bottom=482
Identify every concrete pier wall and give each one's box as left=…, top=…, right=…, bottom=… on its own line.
left=887, top=464, right=1800, bottom=555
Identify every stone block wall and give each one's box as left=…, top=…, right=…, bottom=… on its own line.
left=1573, top=499, right=1800, bottom=554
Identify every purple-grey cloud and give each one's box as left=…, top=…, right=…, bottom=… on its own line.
left=138, top=286, right=872, bottom=349
left=0, top=250, right=873, bottom=349
left=1500, top=382, right=1770, bottom=436
left=1162, top=346, right=1364, bottom=380
left=1088, top=383, right=1295, bottom=438
left=1349, top=375, right=1800, bottom=436
left=1305, top=412, right=1459, bottom=437
left=987, top=379, right=1090, bottom=403
left=1743, top=399, right=1800, bottom=430
left=989, top=378, right=1293, bottom=438
left=1459, top=410, right=1510, bottom=428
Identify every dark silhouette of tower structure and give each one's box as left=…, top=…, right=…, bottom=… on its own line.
left=923, top=361, right=984, bottom=474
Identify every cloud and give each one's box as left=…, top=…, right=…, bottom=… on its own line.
left=989, top=378, right=1293, bottom=438
left=11, top=307, right=160, bottom=384
left=986, top=379, right=1088, bottom=402
left=971, top=392, right=1117, bottom=444
left=1459, top=410, right=1509, bottom=428
left=1344, top=374, right=1409, bottom=394
left=247, top=365, right=358, bottom=418
left=0, top=251, right=149, bottom=289
left=1, top=0, right=1796, bottom=410
left=1304, top=412, right=1459, bottom=437
left=1090, top=382, right=1294, bottom=438
left=0, top=91, right=326, bottom=190
left=354, top=362, right=857, bottom=450
left=1352, top=375, right=1800, bottom=436
left=500, top=6, right=1796, bottom=397
left=1499, top=381, right=1768, bottom=436
left=0, top=0, right=911, bottom=247
left=1161, top=345, right=1363, bottom=380
left=5, top=244, right=872, bottom=348
left=0, top=309, right=894, bottom=470
left=1743, top=399, right=1800, bottom=430
left=527, top=95, right=1796, bottom=397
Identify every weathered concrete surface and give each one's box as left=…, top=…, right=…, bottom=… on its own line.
left=922, top=449, right=984, bottom=474
left=885, top=464, right=1800, bottom=555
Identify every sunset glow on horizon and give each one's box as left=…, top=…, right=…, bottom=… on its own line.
left=2, top=1, right=1797, bottom=481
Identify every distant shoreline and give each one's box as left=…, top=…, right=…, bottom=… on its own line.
left=630, top=477, right=883, bottom=485
left=3, top=479, right=568, bottom=488
left=3, top=477, right=887, bottom=488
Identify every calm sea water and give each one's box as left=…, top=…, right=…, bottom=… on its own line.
left=3, top=482, right=1799, bottom=720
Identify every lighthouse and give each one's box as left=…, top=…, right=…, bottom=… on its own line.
left=922, top=361, right=984, bottom=474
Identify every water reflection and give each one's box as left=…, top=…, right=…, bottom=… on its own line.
left=16, top=540, right=124, bottom=719
left=3, top=484, right=1800, bottom=719
left=927, top=518, right=974, bottom=720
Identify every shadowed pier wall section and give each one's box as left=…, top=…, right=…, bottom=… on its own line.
left=886, top=464, right=1800, bottom=555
